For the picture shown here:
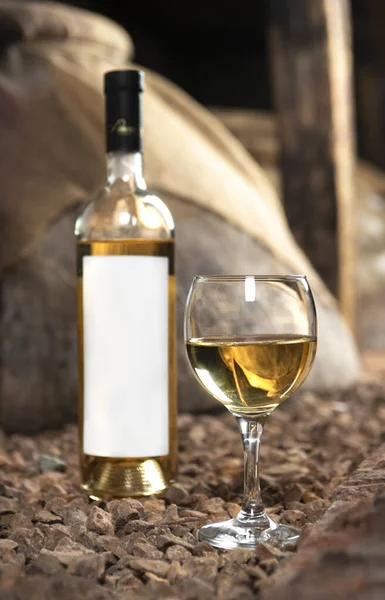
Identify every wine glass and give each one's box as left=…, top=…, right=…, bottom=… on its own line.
left=184, top=275, right=317, bottom=549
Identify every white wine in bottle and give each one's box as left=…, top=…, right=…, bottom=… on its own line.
left=75, top=70, right=177, bottom=499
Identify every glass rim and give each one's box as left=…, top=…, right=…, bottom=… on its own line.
left=192, top=274, right=308, bottom=283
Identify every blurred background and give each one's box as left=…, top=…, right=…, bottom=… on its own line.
left=1, top=0, right=384, bottom=431
left=61, top=0, right=385, bottom=352
left=62, top=0, right=272, bottom=110
left=62, top=0, right=385, bottom=160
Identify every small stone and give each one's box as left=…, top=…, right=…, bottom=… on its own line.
left=0, top=496, right=17, bottom=515
left=190, top=481, right=212, bottom=495
left=225, top=502, right=241, bottom=519
left=246, top=564, right=267, bottom=580
left=142, top=498, right=166, bottom=523
left=302, top=491, right=320, bottom=503
left=0, top=539, right=19, bottom=552
left=55, top=537, right=87, bottom=552
left=145, top=572, right=169, bottom=584
left=282, top=509, right=306, bottom=527
left=32, top=509, right=63, bottom=525
left=66, top=494, right=89, bottom=508
left=189, top=423, right=207, bottom=445
left=68, top=553, right=106, bottom=580
left=41, top=537, right=94, bottom=566
left=233, top=586, right=256, bottom=600
left=374, top=494, right=385, bottom=508
left=70, top=525, right=98, bottom=549
left=115, top=571, right=143, bottom=592
left=285, top=501, right=305, bottom=512
left=107, top=498, right=145, bottom=519
left=264, top=463, right=301, bottom=478
left=115, top=511, right=140, bottom=532
left=0, top=548, right=25, bottom=567
left=180, top=556, right=219, bottom=583
left=43, top=497, right=67, bottom=518
left=106, top=555, right=131, bottom=576
left=132, top=542, right=164, bottom=560
left=171, top=524, right=191, bottom=537
left=156, top=533, right=194, bottom=551
left=137, top=580, right=174, bottom=598
left=168, top=560, right=184, bottom=584
left=299, top=522, right=315, bottom=542
left=164, top=483, right=190, bottom=505
left=104, top=574, right=119, bottom=590
left=302, top=499, right=330, bottom=523
left=87, top=506, right=114, bottom=536
left=166, top=545, right=192, bottom=562
left=8, top=513, right=33, bottom=530
left=266, top=504, right=283, bottom=516
left=252, top=542, right=286, bottom=562
left=63, top=508, right=88, bottom=527
left=259, top=557, right=279, bottom=574
left=93, top=534, right=126, bottom=559
left=26, top=553, right=63, bottom=576
left=174, top=577, right=215, bottom=600
left=0, top=557, right=25, bottom=586
left=145, top=526, right=171, bottom=547
left=284, top=483, right=305, bottom=504
left=218, top=580, right=255, bottom=600
left=162, top=503, right=179, bottom=523
left=0, top=484, right=9, bottom=497
left=106, top=499, right=145, bottom=532
left=128, top=557, right=170, bottom=578
left=0, top=513, right=13, bottom=534
left=10, top=527, right=45, bottom=559
left=102, top=551, right=117, bottom=568
left=143, top=499, right=166, bottom=511
left=39, top=454, right=66, bottom=473
left=182, top=531, right=197, bottom=545
left=181, top=465, right=204, bottom=477
left=219, top=548, right=253, bottom=566
left=0, top=484, right=22, bottom=499
left=123, top=519, right=153, bottom=535
left=178, top=509, right=208, bottom=520
left=123, top=531, right=147, bottom=554
left=195, top=496, right=225, bottom=514
left=36, top=524, right=71, bottom=550
left=42, top=473, right=68, bottom=494
left=192, top=541, right=216, bottom=556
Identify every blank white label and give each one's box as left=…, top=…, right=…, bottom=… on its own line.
left=82, top=255, right=169, bottom=457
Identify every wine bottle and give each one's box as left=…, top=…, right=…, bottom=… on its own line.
left=75, top=70, right=177, bottom=499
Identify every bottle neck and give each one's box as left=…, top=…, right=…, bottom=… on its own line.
left=106, top=151, right=146, bottom=190
left=105, top=88, right=142, bottom=154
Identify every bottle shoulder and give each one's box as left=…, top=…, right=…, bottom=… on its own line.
left=75, top=182, right=174, bottom=241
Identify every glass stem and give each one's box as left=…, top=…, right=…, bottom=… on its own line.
left=236, top=416, right=269, bottom=525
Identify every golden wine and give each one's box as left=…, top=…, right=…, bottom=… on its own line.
left=186, top=335, right=316, bottom=415
left=77, top=239, right=177, bottom=499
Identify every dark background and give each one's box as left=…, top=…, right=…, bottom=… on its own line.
left=58, top=0, right=270, bottom=109
left=61, top=0, right=385, bottom=169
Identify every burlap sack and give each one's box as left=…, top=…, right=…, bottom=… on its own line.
left=0, top=1, right=359, bottom=432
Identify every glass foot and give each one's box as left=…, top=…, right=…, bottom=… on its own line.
left=198, top=514, right=300, bottom=550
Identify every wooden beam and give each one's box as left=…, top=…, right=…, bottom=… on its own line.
left=269, top=0, right=356, bottom=332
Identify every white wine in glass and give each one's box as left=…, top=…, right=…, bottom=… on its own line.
left=184, top=276, right=317, bottom=549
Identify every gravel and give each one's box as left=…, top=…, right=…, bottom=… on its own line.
left=0, top=380, right=385, bottom=598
